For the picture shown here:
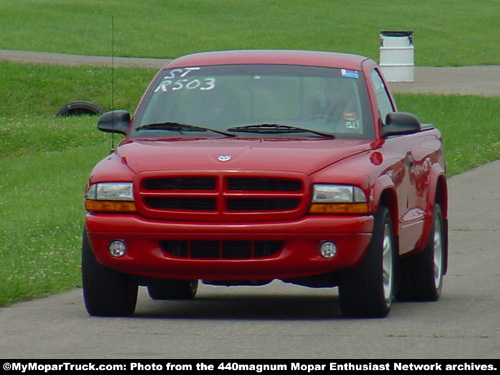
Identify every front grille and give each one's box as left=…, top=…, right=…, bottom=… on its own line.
left=227, top=198, right=300, bottom=211
left=161, top=240, right=283, bottom=259
left=227, top=177, right=301, bottom=191
left=145, top=197, right=216, bottom=210
left=138, top=173, right=307, bottom=221
left=144, top=177, right=216, bottom=191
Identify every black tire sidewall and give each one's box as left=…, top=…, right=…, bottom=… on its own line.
left=339, top=206, right=395, bottom=318
left=82, top=229, right=138, bottom=316
left=396, top=203, right=445, bottom=301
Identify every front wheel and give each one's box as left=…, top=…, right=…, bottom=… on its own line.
left=339, top=206, right=396, bottom=318
left=82, top=229, right=138, bottom=317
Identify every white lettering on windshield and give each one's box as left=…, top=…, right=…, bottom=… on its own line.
left=154, top=67, right=216, bottom=92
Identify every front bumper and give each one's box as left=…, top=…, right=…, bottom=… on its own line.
left=85, top=214, right=373, bottom=280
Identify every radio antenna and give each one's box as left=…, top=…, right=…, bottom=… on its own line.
left=110, top=15, right=116, bottom=152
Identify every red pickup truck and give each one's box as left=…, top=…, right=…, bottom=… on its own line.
left=82, top=50, right=448, bottom=318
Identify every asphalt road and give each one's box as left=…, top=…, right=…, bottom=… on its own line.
left=0, top=160, right=498, bottom=359
left=0, top=50, right=499, bottom=359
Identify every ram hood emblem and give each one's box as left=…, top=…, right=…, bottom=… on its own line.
left=217, top=155, right=232, bottom=162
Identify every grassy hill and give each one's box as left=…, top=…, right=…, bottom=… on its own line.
left=1, top=0, right=499, bottom=66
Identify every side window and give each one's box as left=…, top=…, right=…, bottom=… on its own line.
left=370, top=69, right=394, bottom=124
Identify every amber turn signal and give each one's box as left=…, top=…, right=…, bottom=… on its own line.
left=85, top=200, right=137, bottom=213
left=309, top=203, right=369, bottom=214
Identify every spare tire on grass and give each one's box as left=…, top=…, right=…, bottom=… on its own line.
left=54, top=102, right=105, bottom=117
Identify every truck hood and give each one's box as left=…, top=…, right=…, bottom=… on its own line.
left=116, top=138, right=374, bottom=176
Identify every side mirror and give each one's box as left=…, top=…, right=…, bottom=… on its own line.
left=97, top=110, right=130, bottom=135
left=382, top=112, right=421, bottom=137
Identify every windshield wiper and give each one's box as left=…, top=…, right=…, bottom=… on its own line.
left=136, top=122, right=235, bottom=137
left=227, top=124, right=335, bottom=138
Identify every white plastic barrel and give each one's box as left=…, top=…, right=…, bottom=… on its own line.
left=379, top=31, right=414, bottom=82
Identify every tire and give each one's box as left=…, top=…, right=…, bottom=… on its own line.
left=339, top=206, right=396, bottom=318
left=397, top=204, right=446, bottom=301
left=147, top=279, right=198, bottom=300
left=81, top=229, right=138, bottom=316
left=54, top=101, right=105, bottom=117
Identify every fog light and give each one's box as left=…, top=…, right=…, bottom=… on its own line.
left=109, top=240, right=126, bottom=257
left=320, top=241, right=337, bottom=259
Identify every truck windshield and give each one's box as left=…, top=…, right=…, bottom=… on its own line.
left=133, top=64, right=373, bottom=139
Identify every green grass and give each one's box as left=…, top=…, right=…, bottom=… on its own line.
left=1, top=0, right=499, bottom=66
left=0, top=122, right=109, bottom=305
left=395, top=94, right=500, bottom=176
left=0, top=61, right=156, bottom=118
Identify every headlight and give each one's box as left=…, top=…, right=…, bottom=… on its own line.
left=85, top=182, right=136, bottom=212
left=86, top=182, right=134, bottom=201
left=309, top=184, right=368, bottom=214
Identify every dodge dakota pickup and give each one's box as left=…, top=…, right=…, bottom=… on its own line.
left=82, top=50, right=448, bottom=318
